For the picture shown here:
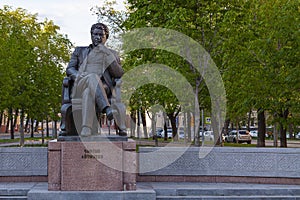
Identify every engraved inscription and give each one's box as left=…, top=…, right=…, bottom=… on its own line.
left=82, top=149, right=103, bottom=159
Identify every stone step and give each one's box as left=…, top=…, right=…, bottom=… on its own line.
left=0, top=197, right=27, bottom=200
left=0, top=190, right=28, bottom=197
left=157, top=195, right=300, bottom=200
left=0, top=183, right=34, bottom=200
left=148, top=183, right=300, bottom=199
left=155, top=188, right=300, bottom=196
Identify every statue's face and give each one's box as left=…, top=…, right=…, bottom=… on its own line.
left=91, top=28, right=106, bottom=46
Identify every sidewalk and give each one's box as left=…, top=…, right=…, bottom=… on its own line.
left=1, top=182, right=300, bottom=199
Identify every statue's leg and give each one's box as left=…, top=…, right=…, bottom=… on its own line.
left=95, top=83, right=110, bottom=113
left=76, top=74, right=113, bottom=136
left=81, top=88, right=95, bottom=136
left=112, top=103, right=127, bottom=136
left=85, top=74, right=110, bottom=113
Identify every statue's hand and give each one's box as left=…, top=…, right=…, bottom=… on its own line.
left=79, top=72, right=88, bottom=78
left=70, top=73, right=78, bottom=81
left=106, top=53, right=116, bottom=65
left=75, top=72, right=88, bottom=80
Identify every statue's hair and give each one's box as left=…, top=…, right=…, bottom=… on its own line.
left=90, top=23, right=109, bottom=39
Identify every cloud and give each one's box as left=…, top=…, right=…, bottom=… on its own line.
left=0, top=0, right=111, bottom=46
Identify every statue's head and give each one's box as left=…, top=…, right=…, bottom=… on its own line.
left=90, top=23, right=109, bottom=46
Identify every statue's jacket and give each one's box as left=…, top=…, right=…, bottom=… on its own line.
left=66, top=44, right=124, bottom=98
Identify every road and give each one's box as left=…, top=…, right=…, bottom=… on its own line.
left=1, top=131, right=300, bottom=148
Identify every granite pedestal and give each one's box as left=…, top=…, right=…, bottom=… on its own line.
left=48, top=136, right=136, bottom=191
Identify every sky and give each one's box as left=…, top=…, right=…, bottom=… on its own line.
left=0, top=0, right=125, bottom=46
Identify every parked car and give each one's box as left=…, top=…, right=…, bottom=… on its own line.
left=179, top=131, right=185, bottom=139
left=250, top=130, right=258, bottom=137
left=226, top=130, right=252, bottom=144
left=296, top=132, right=300, bottom=139
left=250, top=129, right=270, bottom=138
left=161, top=128, right=173, bottom=138
left=149, top=128, right=163, bottom=138
left=202, top=131, right=214, bottom=141
left=178, top=127, right=185, bottom=139
left=286, top=132, right=292, bottom=139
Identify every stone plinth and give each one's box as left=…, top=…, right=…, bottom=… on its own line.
left=0, top=147, right=47, bottom=177
left=48, top=137, right=136, bottom=191
left=139, top=147, right=300, bottom=178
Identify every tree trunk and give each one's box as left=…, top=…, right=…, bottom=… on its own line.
left=150, top=111, right=158, bottom=146
left=5, top=115, right=9, bottom=133
left=273, top=122, right=278, bottom=147
left=235, top=121, right=239, bottom=143
left=163, top=121, right=168, bottom=141
left=41, top=121, right=44, bottom=145
left=141, top=108, right=148, bottom=138
left=279, top=122, right=287, bottom=147
left=168, top=114, right=178, bottom=141
left=279, top=108, right=289, bottom=148
left=187, top=112, right=192, bottom=142
left=9, top=108, right=14, bottom=139
left=20, top=109, right=25, bottom=147
left=211, top=113, right=221, bottom=146
left=137, top=109, right=141, bottom=139
left=130, top=110, right=136, bottom=137
left=30, top=119, right=34, bottom=137
left=34, top=120, right=39, bottom=132
left=247, top=109, right=252, bottom=130
left=183, top=112, right=187, bottom=143
left=163, top=112, right=168, bottom=141
left=0, top=111, right=3, bottom=127
left=53, top=120, right=58, bottom=138
left=257, top=108, right=266, bottom=147
left=194, top=78, right=200, bottom=146
left=46, top=119, right=49, bottom=137
left=25, top=118, right=29, bottom=133
left=13, top=109, right=19, bottom=131
left=223, top=119, right=230, bottom=135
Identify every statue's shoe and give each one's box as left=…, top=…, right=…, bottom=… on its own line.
left=81, top=126, right=92, bottom=137
left=118, top=129, right=127, bottom=136
left=105, top=107, right=117, bottom=121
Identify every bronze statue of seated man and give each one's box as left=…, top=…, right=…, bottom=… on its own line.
left=60, top=22, right=127, bottom=137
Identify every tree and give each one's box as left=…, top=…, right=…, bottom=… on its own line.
left=220, top=0, right=299, bottom=147
left=0, top=6, right=72, bottom=139
left=122, top=0, right=230, bottom=144
left=96, top=0, right=299, bottom=148
left=257, top=0, right=299, bottom=147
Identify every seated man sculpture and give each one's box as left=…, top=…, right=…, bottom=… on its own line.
left=60, top=22, right=127, bottom=137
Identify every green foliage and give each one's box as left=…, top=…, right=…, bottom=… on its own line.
left=221, top=0, right=299, bottom=128
left=96, top=0, right=300, bottom=143
left=121, top=0, right=232, bottom=118
left=0, top=6, right=73, bottom=122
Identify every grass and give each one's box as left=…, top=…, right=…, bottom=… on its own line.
left=0, top=137, right=52, bottom=147
left=224, top=142, right=257, bottom=147
left=0, top=137, right=52, bottom=143
left=133, top=137, right=266, bottom=148
left=6, top=144, right=48, bottom=147
left=0, top=138, right=19, bottom=143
